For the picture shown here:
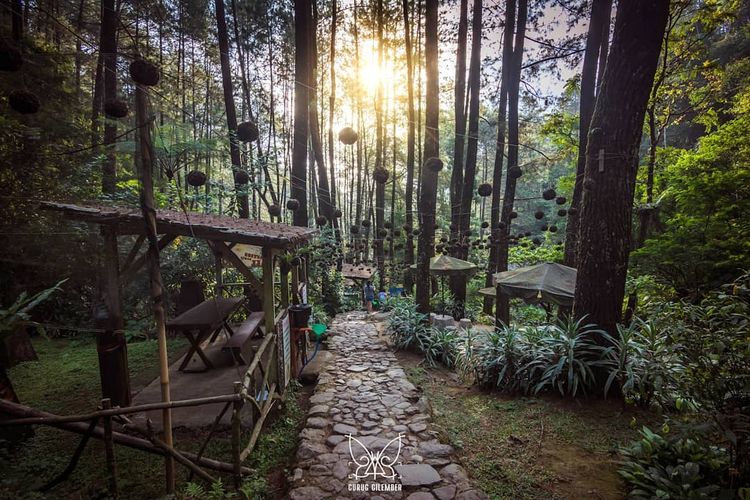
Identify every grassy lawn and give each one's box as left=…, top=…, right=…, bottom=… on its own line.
left=398, top=351, right=653, bottom=500
left=0, top=336, right=306, bottom=499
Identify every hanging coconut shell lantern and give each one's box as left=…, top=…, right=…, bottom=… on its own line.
left=237, top=121, right=259, bottom=142
left=286, top=198, right=300, bottom=211
left=425, top=157, right=444, bottom=172
left=402, top=224, right=411, bottom=232
left=524, top=231, right=532, bottom=237
left=477, top=183, right=492, bottom=197
left=509, top=211, right=518, bottom=219
left=373, top=167, right=389, bottom=184
left=384, top=221, right=392, bottom=229
left=187, top=170, right=207, bottom=187
left=8, top=90, right=39, bottom=114
left=541, top=224, right=549, bottom=231
left=393, top=229, right=401, bottom=237
left=234, top=170, right=249, bottom=184
left=556, top=196, right=567, bottom=205
left=316, top=216, right=328, bottom=226
left=362, top=219, right=371, bottom=228
left=350, top=225, right=359, bottom=234
left=509, top=166, right=522, bottom=179
left=334, top=209, right=342, bottom=218
left=104, top=98, right=128, bottom=118
left=268, top=204, right=281, bottom=217
left=440, top=236, right=448, bottom=243
left=542, top=188, right=556, bottom=201
left=129, top=58, right=160, bottom=86
left=558, top=209, right=567, bottom=217
left=0, top=40, right=22, bottom=72
left=338, top=126, right=358, bottom=145
left=378, top=228, right=387, bottom=238
left=412, top=228, right=421, bottom=236
left=549, top=225, right=558, bottom=233
left=532, top=237, right=541, bottom=246
left=534, top=210, right=545, bottom=220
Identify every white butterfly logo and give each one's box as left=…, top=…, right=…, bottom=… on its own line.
left=347, top=434, right=404, bottom=481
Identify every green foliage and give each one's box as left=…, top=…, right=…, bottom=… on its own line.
left=633, top=112, right=750, bottom=297
left=420, top=328, right=460, bottom=368
left=508, top=239, right=564, bottom=267
left=473, top=325, right=528, bottom=391
left=597, top=320, right=682, bottom=408
left=524, top=317, right=604, bottom=397
left=388, top=296, right=430, bottom=351
left=619, top=427, right=729, bottom=499
left=0, top=280, right=65, bottom=338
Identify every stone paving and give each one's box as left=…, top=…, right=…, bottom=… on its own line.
left=288, top=311, right=487, bottom=500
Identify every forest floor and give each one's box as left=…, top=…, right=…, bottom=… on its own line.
left=394, top=348, right=654, bottom=499
left=0, top=336, right=308, bottom=499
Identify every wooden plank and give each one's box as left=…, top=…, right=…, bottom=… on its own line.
left=239, top=383, right=277, bottom=461
left=119, top=234, right=177, bottom=287
left=241, top=333, right=275, bottom=390
left=208, top=241, right=263, bottom=296
left=166, top=297, right=244, bottom=330
left=224, top=312, right=264, bottom=349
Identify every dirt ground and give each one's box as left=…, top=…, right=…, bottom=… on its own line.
left=394, top=350, right=650, bottom=500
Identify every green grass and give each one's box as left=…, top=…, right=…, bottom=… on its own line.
left=1, top=336, right=306, bottom=499
left=403, top=360, right=651, bottom=500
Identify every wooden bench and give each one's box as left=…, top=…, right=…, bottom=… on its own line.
left=223, top=311, right=264, bottom=364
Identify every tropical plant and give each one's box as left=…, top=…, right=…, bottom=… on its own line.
left=524, top=316, right=604, bottom=397
left=473, top=325, right=528, bottom=391
left=597, top=319, right=682, bottom=407
left=619, top=426, right=729, bottom=499
left=388, top=297, right=430, bottom=351
left=420, top=328, right=460, bottom=368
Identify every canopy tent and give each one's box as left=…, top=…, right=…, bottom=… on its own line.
left=482, top=262, right=576, bottom=306
left=409, top=254, right=478, bottom=277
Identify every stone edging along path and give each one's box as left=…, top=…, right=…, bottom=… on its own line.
left=288, top=311, right=487, bottom=500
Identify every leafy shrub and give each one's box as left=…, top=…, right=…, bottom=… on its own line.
left=420, top=328, right=460, bottom=368
left=523, top=316, right=604, bottom=397
left=619, top=426, right=729, bottom=499
left=473, top=325, right=528, bottom=391
left=388, top=297, right=430, bottom=351
left=598, top=319, right=682, bottom=407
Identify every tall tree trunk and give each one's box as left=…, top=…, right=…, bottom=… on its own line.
left=374, top=0, right=386, bottom=290
left=564, top=0, right=612, bottom=268
left=416, top=0, right=440, bottom=314
left=214, top=0, right=249, bottom=218
left=100, top=0, right=118, bottom=194
left=573, top=0, right=670, bottom=336
left=291, top=0, right=311, bottom=227
left=450, top=0, right=483, bottom=317
left=402, top=0, right=416, bottom=292
left=10, top=0, right=23, bottom=41
left=309, top=2, right=334, bottom=227
left=328, top=0, right=340, bottom=239
left=449, top=0, right=469, bottom=259
left=484, top=0, right=515, bottom=314
left=496, top=0, right=527, bottom=326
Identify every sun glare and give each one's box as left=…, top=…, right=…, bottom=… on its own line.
left=358, top=40, right=396, bottom=96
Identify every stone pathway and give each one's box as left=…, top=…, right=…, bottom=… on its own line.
left=288, top=312, right=487, bottom=500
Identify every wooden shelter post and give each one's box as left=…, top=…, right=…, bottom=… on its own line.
left=97, top=225, right=131, bottom=407
left=280, top=261, right=290, bottom=308
left=262, top=247, right=275, bottom=335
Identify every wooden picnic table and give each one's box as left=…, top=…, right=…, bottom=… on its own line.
left=166, top=296, right=245, bottom=371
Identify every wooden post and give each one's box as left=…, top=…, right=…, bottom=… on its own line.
left=231, top=381, right=243, bottom=491
left=214, top=249, right=223, bottom=297
left=290, top=262, right=300, bottom=305
left=280, top=261, right=290, bottom=309
left=97, top=225, right=132, bottom=407
left=134, top=81, right=175, bottom=494
left=262, top=247, right=275, bottom=334
left=102, top=398, right=118, bottom=498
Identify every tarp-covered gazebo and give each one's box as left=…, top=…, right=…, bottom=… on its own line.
left=480, top=262, right=577, bottom=306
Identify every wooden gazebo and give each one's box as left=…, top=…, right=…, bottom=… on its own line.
left=41, top=202, right=317, bottom=407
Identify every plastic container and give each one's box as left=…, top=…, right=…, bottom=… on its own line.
left=288, top=303, right=313, bottom=328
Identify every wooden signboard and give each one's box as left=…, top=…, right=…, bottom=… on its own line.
left=230, top=243, right=263, bottom=268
